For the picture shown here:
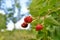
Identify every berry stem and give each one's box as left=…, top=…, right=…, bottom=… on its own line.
left=31, top=16, right=40, bottom=23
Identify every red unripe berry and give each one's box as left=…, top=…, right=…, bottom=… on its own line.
left=36, top=24, right=43, bottom=31
left=21, top=22, right=28, bottom=28
left=24, top=16, right=33, bottom=23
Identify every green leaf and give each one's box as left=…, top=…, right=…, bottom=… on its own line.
left=45, top=16, right=60, bottom=26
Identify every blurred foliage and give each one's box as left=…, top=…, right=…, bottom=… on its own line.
left=29, top=0, right=60, bottom=40
left=29, top=0, right=60, bottom=17
left=0, top=13, right=6, bottom=30
left=0, top=30, right=36, bottom=40
left=15, top=0, right=20, bottom=8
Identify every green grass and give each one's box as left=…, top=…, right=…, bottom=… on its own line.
left=0, top=30, right=37, bottom=40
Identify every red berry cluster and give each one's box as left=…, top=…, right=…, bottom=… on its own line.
left=21, top=16, right=33, bottom=28
left=21, top=16, right=43, bottom=31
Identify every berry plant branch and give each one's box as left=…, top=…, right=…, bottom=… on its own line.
left=31, top=9, right=60, bottom=40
